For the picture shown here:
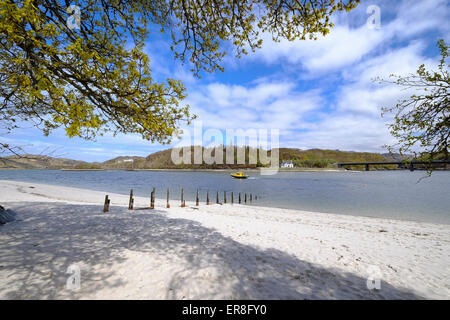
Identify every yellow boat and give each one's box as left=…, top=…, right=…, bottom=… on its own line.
left=230, top=171, right=248, bottom=179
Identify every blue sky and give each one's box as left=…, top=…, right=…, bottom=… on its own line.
left=3, top=0, right=449, bottom=162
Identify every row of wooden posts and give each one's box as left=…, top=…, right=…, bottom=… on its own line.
left=103, top=188, right=258, bottom=212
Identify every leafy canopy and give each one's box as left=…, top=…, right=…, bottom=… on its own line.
left=0, top=0, right=360, bottom=144
left=380, top=40, right=449, bottom=162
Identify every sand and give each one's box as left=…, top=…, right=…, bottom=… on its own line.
left=0, top=179, right=449, bottom=299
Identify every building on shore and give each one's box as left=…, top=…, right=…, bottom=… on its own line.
left=280, top=161, right=294, bottom=168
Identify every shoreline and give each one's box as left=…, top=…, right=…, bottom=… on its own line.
left=0, top=178, right=447, bottom=227
left=0, top=175, right=448, bottom=226
left=2, top=167, right=448, bottom=172
left=1, top=180, right=449, bottom=299
left=1, top=167, right=346, bottom=172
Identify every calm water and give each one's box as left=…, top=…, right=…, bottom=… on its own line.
left=0, top=170, right=449, bottom=224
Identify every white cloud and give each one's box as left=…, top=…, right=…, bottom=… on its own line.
left=240, top=0, right=449, bottom=74
left=250, top=25, right=385, bottom=73
left=341, top=41, right=433, bottom=83
left=280, top=40, right=443, bottom=152
left=336, top=42, right=438, bottom=116
left=388, top=0, right=450, bottom=39
left=185, top=81, right=323, bottom=132
left=283, top=113, right=396, bottom=152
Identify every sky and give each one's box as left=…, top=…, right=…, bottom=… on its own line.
left=2, top=0, right=449, bottom=162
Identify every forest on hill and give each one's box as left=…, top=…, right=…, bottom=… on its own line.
left=1, top=147, right=417, bottom=170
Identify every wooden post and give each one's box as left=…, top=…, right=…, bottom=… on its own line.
left=128, top=189, right=134, bottom=210
left=231, top=192, right=234, bottom=204
left=103, top=195, right=110, bottom=212
left=216, top=191, right=219, bottom=204
left=181, top=188, right=185, bottom=207
left=244, top=193, right=247, bottom=204
left=255, top=195, right=257, bottom=201
left=224, top=191, right=227, bottom=204
left=206, top=190, right=210, bottom=205
left=150, top=188, right=155, bottom=209
left=239, top=193, right=241, bottom=204
left=196, top=189, right=199, bottom=206
left=166, top=188, right=170, bottom=208
left=250, top=194, right=252, bottom=203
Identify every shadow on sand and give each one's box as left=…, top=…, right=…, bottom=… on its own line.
left=0, top=201, right=424, bottom=299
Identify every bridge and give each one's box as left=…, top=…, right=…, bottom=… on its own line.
left=336, top=160, right=450, bottom=171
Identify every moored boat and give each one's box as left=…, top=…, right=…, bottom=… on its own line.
left=230, top=171, right=248, bottom=179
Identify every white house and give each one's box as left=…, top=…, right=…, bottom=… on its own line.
left=117, top=158, right=134, bottom=163
left=280, top=161, right=294, bottom=168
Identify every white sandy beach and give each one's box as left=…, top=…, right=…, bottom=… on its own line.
left=0, top=179, right=449, bottom=299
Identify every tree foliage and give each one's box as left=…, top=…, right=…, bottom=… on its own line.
left=0, top=0, right=360, bottom=146
left=380, top=40, right=449, bottom=162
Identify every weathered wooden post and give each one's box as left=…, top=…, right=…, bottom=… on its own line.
left=216, top=191, right=219, bottom=204
left=244, top=193, right=247, bottom=204
left=196, top=189, right=199, bottom=206
left=224, top=191, right=227, bottom=204
left=166, top=188, right=170, bottom=208
left=231, top=192, right=234, bottom=204
left=207, top=190, right=210, bottom=205
left=103, top=195, right=110, bottom=212
left=128, top=189, right=134, bottom=210
left=239, top=193, right=241, bottom=204
left=150, top=188, right=155, bottom=209
left=181, top=188, right=185, bottom=207
left=250, top=194, right=252, bottom=203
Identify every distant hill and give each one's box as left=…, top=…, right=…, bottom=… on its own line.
left=102, top=147, right=397, bottom=170
left=99, top=147, right=263, bottom=169
left=381, top=153, right=414, bottom=161
left=1, top=147, right=415, bottom=170
left=0, top=155, right=86, bottom=169
left=143, top=146, right=266, bottom=169
left=101, top=156, right=147, bottom=169
left=274, top=148, right=393, bottom=168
